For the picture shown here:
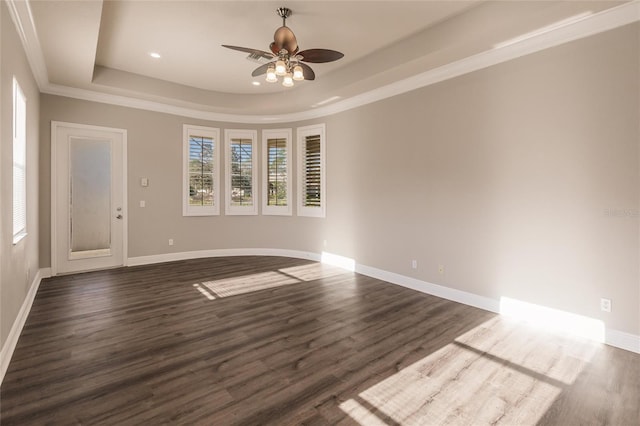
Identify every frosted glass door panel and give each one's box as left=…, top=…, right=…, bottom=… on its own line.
left=69, top=137, right=112, bottom=256
left=53, top=122, right=125, bottom=275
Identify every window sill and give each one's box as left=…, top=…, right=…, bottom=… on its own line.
left=13, top=231, right=27, bottom=245
left=183, top=211, right=219, bottom=217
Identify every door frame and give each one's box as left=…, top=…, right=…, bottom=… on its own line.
left=51, top=121, right=128, bottom=276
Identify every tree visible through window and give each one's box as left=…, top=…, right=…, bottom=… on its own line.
left=230, top=139, right=253, bottom=206
left=189, top=135, right=214, bottom=207
left=267, top=138, right=287, bottom=206
left=225, top=129, right=257, bottom=215
left=183, top=125, right=219, bottom=216
left=262, top=128, right=292, bottom=216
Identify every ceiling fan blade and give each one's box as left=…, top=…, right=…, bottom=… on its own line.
left=297, top=49, right=344, bottom=63
left=222, top=45, right=275, bottom=59
left=298, top=62, right=315, bottom=80
left=251, top=62, right=275, bottom=77
left=269, top=42, right=280, bottom=56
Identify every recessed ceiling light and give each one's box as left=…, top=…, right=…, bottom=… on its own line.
left=252, top=81, right=261, bottom=86
left=149, top=52, right=161, bottom=59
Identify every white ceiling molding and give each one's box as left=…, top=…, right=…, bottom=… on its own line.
left=8, top=0, right=640, bottom=125
left=5, top=0, right=49, bottom=88
left=43, top=83, right=283, bottom=124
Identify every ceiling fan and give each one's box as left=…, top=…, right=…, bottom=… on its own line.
left=222, top=7, right=344, bottom=87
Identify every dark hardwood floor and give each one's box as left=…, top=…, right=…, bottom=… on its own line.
left=1, top=256, right=638, bottom=425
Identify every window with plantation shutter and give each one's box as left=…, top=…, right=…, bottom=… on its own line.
left=297, top=124, right=326, bottom=218
left=183, top=124, right=220, bottom=216
left=262, top=129, right=292, bottom=215
left=225, top=129, right=258, bottom=215
left=13, top=78, right=27, bottom=244
left=302, top=135, right=321, bottom=206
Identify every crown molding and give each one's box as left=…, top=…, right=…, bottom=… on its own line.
left=5, top=0, right=49, bottom=88
left=8, top=0, right=640, bottom=124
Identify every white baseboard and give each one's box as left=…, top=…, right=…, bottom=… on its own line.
left=355, top=263, right=501, bottom=314
left=605, top=329, right=640, bottom=354
left=128, top=248, right=321, bottom=267
left=128, top=248, right=640, bottom=354
left=354, top=262, right=639, bottom=354
left=0, top=267, right=51, bottom=385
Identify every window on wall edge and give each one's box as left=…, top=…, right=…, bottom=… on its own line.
left=297, top=123, right=326, bottom=218
left=13, top=78, right=27, bottom=243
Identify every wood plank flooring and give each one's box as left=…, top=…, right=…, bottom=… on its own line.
left=1, top=256, right=638, bottom=425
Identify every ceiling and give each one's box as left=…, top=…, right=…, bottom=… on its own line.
left=21, top=1, right=632, bottom=119
left=95, top=1, right=475, bottom=95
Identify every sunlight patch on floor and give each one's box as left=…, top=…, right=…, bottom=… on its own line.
left=340, top=398, right=391, bottom=426
left=278, top=262, right=348, bottom=281
left=198, top=271, right=301, bottom=299
left=340, top=316, right=597, bottom=425
left=192, top=261, right=351, bottom=300
left=193, top=283, right=216, bottom=300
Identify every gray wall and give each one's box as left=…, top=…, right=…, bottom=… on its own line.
left=39, top=23, right=639, bottom=336
left=38, top=100, right=327, bottom=261
left=321, top=24, right=639, bottom=335
left=1, top=1, right=41, bottom=346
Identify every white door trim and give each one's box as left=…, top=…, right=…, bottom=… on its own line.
left=51, top=121, right=128, bottom=276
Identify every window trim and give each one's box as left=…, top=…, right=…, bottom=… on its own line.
left=225, top=129, right=258, bottom=215
left=262, top=128, right=292, bottom=216
left=182, top=124, right=220, bottom=216
left=297, top=123, right=326, bottom=218
left=13, top=78, right=27, bottom=244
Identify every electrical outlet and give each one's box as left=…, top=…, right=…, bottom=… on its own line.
left=600, top=298, right=611, bottom=312
left=323, top=239, right=327, bottom=248
left=168, top=238, right=174, bottom=246
left=438, top=264, right=445, bottom=275
left=411, top=260, right=418, bottom=269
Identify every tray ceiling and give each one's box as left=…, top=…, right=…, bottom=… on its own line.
left=18, top=1, right=632, bottom=119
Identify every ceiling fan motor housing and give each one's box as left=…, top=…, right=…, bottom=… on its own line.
left=273, top=27, right=298, bottom=55
left=273, top=7, right=297, bottom=55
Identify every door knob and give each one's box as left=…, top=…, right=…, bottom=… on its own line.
left=116, top=214, right=123, bottom=219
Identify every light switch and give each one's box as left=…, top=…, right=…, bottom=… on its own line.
left=141, top=177, right=149, bottom=187
left=140, top=200, right=146, bottom=208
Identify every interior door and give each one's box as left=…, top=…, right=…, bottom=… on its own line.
left=52, top=122, right=127, bottom=275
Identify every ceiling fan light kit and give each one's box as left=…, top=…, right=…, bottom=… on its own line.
left=292, top=65, right=304, bottom=81
left=282, top=73, right=294, bottom=87
left=266, top=66, right=278, bottom=82
left=222, top=7, right=344, bottom=88
left=275, top=60, right=287, bottom=76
